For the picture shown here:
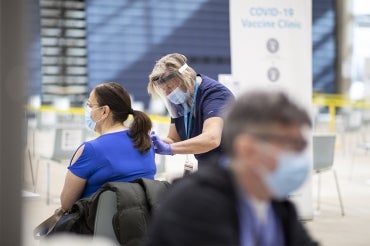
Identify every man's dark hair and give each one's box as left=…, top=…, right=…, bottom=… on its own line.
left=222, top=89, right=312, bottom=156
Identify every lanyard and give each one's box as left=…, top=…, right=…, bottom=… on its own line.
left=183, top=82, right=199, bottom=139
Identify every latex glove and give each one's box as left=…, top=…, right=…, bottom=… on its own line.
left=151, top=131, right=173, bottom=155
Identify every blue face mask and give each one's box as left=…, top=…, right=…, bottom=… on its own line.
left=85, top=106, right=102, bottom=131
left=167, top=87, right=189, bottom=105
left=263, top=151, right=310, bottom=200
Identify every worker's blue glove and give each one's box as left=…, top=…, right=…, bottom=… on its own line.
left=151, top=132, right=173, bottom=155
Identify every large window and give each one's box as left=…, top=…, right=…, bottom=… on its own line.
left=351, top=1, right=370, bottom=83
left=312, top=0, right=337, bottom=94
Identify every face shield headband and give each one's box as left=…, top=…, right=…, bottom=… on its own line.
left=153, top=63, right=190, bottom=118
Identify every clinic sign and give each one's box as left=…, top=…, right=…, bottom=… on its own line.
left=230, top=0, right=313, bottom=219
left=230, top=0, right=311, bottom=99
left=243, top=7, right=301, bottom=29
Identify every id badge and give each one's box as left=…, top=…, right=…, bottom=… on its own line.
left=183, top=162, right=194, bottom=176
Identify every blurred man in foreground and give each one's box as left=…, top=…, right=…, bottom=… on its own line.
left=146, top=89, right=319, bottom=246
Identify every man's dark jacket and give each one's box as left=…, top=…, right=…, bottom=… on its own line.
left=146, top=164, right=319, bottom=246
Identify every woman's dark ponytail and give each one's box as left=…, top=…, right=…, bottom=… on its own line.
left=128, top=110, right=152, bottom=153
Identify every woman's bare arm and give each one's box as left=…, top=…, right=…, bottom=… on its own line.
left=60, top=145, right=87, bottom=211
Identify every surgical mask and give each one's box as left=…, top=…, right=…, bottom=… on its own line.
left=167, top=87, right=189, bottom=105
left=85, top=106, right=102, bottom=131
left=262, top=151, right=310, bottom=200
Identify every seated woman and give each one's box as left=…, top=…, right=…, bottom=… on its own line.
left=60, top=82, right=156, bottom=212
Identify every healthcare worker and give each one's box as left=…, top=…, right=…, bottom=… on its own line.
left=147, top=53, right=234, bottom=172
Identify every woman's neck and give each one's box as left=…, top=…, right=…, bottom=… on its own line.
left=100, top=121, right=128, bottom=135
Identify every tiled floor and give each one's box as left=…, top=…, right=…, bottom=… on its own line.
left=22, top=127, right=370, bottom=246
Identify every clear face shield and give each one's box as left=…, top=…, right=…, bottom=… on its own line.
left=153, top=64, right=190, bottom=118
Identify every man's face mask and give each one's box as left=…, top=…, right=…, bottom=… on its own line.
left=262, top=150, right=310, bottom=199
left=252, top=131, right=310, bottom=200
